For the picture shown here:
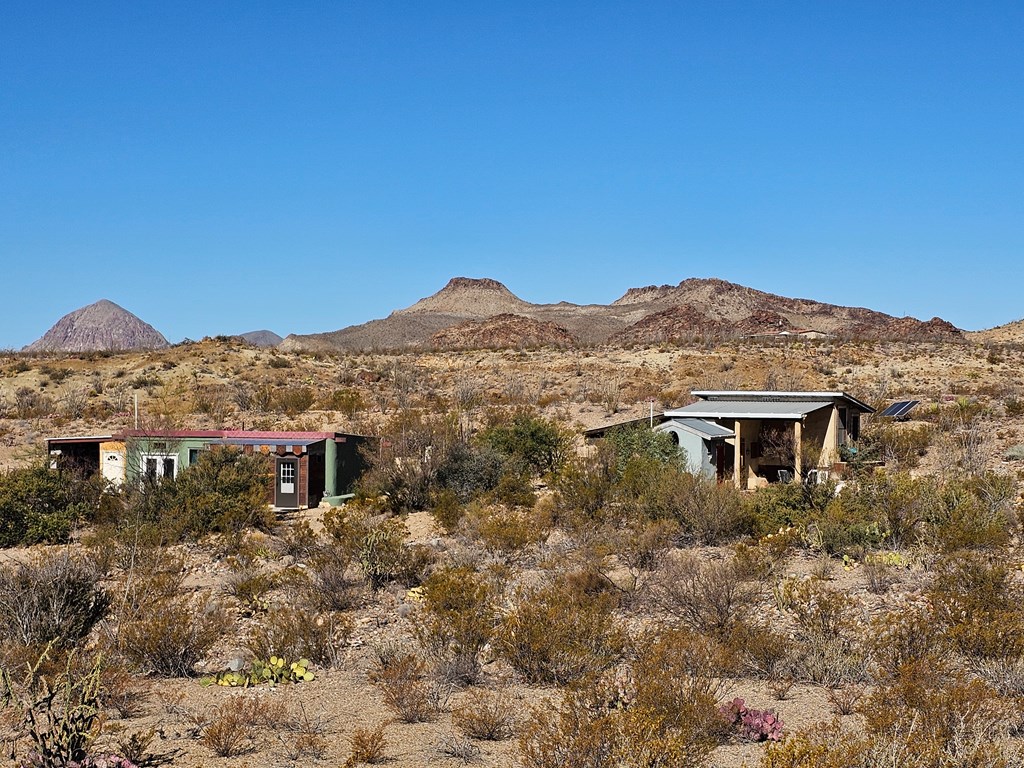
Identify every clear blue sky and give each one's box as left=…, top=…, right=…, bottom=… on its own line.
left=2, top=2, right=1022, bottom=348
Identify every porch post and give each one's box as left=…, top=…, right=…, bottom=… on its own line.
left=324, top=438, right=338, bottom=498
left=793, top=420, right=803, bottom=482
left=733, top=420, right=742, bottom=489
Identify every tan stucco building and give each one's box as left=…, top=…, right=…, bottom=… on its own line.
left=663, top=391, right=874, bottom=489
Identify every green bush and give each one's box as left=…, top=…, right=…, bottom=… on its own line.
left=120, top=447, right=273, bottom=542
left=435, top=441, right=506, bottom=503
left=479, top=412, right=569, bottom=476
left=169, top=446, right=274, bottom=536
left=0, top=463, right=102, bottom=547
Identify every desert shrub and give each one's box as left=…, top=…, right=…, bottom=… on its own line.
left=667, top=471, right=749, bottom=543
left=117, top=595, right=228, bottom=676
left=928, top=552, right=1024, bottom=659
left=0, top=552, right=110, bottom=651
left=823, top=472, right=937, bottom=552
left=429, top=489, right=465, bottom=534
left=347, top=720, right=389, bottom=764
left=200, top=695, right=286, bottom=757
left=359, top=517, right=433, bottom=589
left=246, top=605, right=352, bottom=668
left=859, top=422, right=934, bottom=468
left=435, top=441, right=506, bottom=503
left=359, top=410, right=457, bottom=512
left=462, top=503, right=546, bottom=556
left=1005, top=396, right=1024, bottom=418
left=324, top=504, right=430, bottom=589
left=301, top=544, right=365, bottom=612
left=744, top=481, right=826, bottom=539
left=490, top=469, right=537, bottom=508
left=479, top=412, right=569, bottom=476
left=652, top=553, right=759, bottom=637
left=0, top=463, right=102, bottom=547
left=223, top=553, right=279, bottom=610
left=520, top=631, right=726, bottom=768
left=323, top=387, right=365, bottom=417
left=777, top=578, right=866, bottom=686
left=13, top=386, right=54, bottom=419
left=496, top=575, right=625, bottom=685
left=804, top=497, right=886, bottom=557
left=165, top=447, right=274, bottom=537
left=452, top=688, right=517, bottom=741
left=761, top=720, right=868, bottom=768
left=518, top=686, right=618, bottom=768
left=414, top=565, right=497, bottom=684
left=267, top=355, right=292, bottom=369
left=858, top=663, right=1016, bottom=768
left=727, top=620, right=797, bottom=681
left=273, top=385, right=315, bottom=415
left=605, top=424, right=684, bottom=470
left=924, top=478, right=1015, bottom=552
left=552, top=454, right=616, bottom=527
left=1003, top=443, right=1024, bottom=461
left=370, top=650, right=439, bottom=723
left=861, top=551, right=908, bottom=594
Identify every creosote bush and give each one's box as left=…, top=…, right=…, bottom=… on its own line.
left=496, top=574, right=625, bottom=685
left=519, top=628, right=728, bottom=768
left=117, top=593, right=228, bottom=677
left=0, top=463, right=104, bottom=547
left=414, top=565, right=497, bottom=684
left=370, top=650, right=440, bottom=724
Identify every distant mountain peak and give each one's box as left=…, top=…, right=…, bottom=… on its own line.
left=395, top=277, right=532, bottom=318
left=443, top=277, right=509, bottom=291
left=24, top=299, right=168, bottom=353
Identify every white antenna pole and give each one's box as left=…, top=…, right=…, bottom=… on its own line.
left=134, top=394, right=139, bottom=429
left=650, top=399, right=654, bottom=428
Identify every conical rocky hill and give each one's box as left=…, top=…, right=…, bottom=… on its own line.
left=24, top=299, right=169, bottom=352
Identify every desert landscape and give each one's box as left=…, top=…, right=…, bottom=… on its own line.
left=1, top=277, right=1024, bottom=768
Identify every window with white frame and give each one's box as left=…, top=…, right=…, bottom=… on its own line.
left=142, top=454, right=177, bottom=481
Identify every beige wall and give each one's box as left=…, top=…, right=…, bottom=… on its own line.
left=100, top=440, right=126, bottom=486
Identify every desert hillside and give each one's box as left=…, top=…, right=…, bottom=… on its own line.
left=1, top=336, right=1023, bottom=768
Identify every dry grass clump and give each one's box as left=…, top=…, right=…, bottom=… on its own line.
left=199, top=695, right=287, bottom=757
left=346, top=720, right=389, bottom=765
left=452, top=687, right=517, bottom=741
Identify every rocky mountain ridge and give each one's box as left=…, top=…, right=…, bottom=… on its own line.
left=281, top=276, right=963, bottom=352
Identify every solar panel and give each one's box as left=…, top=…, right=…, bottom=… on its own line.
left=880, top=400, right=920, bottom=419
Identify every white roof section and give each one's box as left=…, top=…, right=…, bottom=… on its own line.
left=666, top=400, right=833, bottom=420
left=657, top=418, right=735, bottom=439
left=689, top=390, right=874, bottom=413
